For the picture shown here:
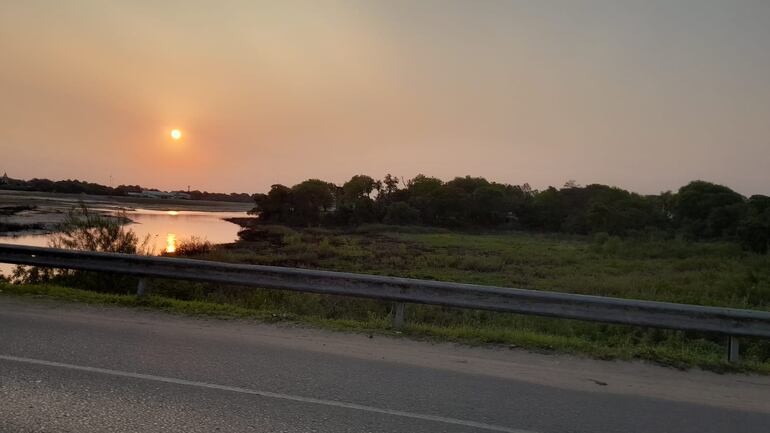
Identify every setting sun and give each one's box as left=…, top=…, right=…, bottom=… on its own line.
left=170, top=129, right=182, bottom=140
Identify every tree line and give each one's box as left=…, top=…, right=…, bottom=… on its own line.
left=251, top=175, right=770, bottom=253
left=0, top=177, right=252, bottom=203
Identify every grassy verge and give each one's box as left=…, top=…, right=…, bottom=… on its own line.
left=0, top=282, right=277, bottom=319
left=2, top=281, right=769, bottom=374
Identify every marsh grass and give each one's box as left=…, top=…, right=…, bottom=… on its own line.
left=164, top=237, right=213, bottom=257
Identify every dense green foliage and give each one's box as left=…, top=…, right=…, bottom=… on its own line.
left=251, top=176, right=769, bottom=253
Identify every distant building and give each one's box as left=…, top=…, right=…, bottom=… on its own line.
left=0, top=172, right=9, bottom=185
left=126, top=189, right=191, bottom=200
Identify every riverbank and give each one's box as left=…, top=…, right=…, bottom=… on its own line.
left=0, top=190, right=253, bottom=236
left=0, top=189, right=254, bottom=211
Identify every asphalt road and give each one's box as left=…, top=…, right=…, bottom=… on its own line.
left=1, top=297, right=768, bottom=433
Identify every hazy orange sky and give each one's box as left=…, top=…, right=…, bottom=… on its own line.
left=1, top=1, right=769, bottom=195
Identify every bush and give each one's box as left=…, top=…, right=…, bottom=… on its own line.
left=49, top=205, right=150, bottom=254
left=11, top=204, right=149, bottom=293
left=317, top=238, right=337, bottom=258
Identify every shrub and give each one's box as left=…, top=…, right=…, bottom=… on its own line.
left=49, top=205, right=150, bottom=254
left=12, top=204, right=149, bottom=292
left=317, top=238, right=337, bottom=258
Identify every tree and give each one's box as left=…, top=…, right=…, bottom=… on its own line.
left=737, top=195, right=770, bottom=253
left=342, top=175, right=378, bottom=200
left=468, top=184, right=523, bottom=226
left=446, top=176, right=490, bottom=194
left=522, top=186, right=566, bottom=231
left=520, top=184, right=666, bottom=235
left=337, top=175, right=378, bottom=224
left=250, top=184, right=294, bottom=222
left=405, top=175, right=443, bottom=224
left=381, top=174, right=400, bottom=196
left=243, top=175, right=760, bottom=247
left=383, top=202, right=421, bottom=225
left=431, top=184, right=470, bottom=227
left=672, top=181, right=746, bottom=238
left=291, top=179, right=336, bottom=225
left=115, top=184, right=142, bottom=195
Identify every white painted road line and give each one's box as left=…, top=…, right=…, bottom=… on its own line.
left=0, top=354, right=538, bottom=433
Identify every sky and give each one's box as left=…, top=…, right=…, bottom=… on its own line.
left=1, top=0, right=769, bottom=196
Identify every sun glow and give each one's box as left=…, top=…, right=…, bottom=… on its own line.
left=165, top=233, right=177, bottom=253
left=170, top=129, right=182, bottom=140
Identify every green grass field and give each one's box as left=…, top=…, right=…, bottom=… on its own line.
left=4, top=225, right=770, bottom=373
left=214, top=225, right=770, bottom=309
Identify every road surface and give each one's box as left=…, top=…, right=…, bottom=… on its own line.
left=1, top=296, right=768, bottom=432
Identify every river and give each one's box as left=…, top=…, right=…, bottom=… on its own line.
left=0, top=208, right=248, bottom=276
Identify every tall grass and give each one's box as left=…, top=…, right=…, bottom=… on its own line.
left=163, top=237, right=213, bottom=257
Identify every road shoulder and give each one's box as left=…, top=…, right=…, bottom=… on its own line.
left=2, top=294, right=768, bottom=414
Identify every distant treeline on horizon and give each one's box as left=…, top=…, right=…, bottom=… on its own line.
left=0, top=175, right=252, bottom=203
left=250, top=174, right=770, bottom=254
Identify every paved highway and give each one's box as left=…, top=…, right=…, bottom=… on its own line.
left=1, top=296, right=768, bottom=432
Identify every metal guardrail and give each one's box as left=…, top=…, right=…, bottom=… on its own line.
left=2, top=243, right=769, bottom=362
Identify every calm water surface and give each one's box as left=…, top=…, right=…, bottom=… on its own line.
left=0, top=208, right=247, bottom=276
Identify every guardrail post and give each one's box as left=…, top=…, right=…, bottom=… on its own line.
left=136, top=278, right=147, bottom=297
left=728, top=336, right=740, bottom=363
left=392, top=302, right=406, bottom=329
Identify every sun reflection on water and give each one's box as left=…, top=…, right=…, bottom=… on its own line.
left=165, top=233, right=177, bottom=253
